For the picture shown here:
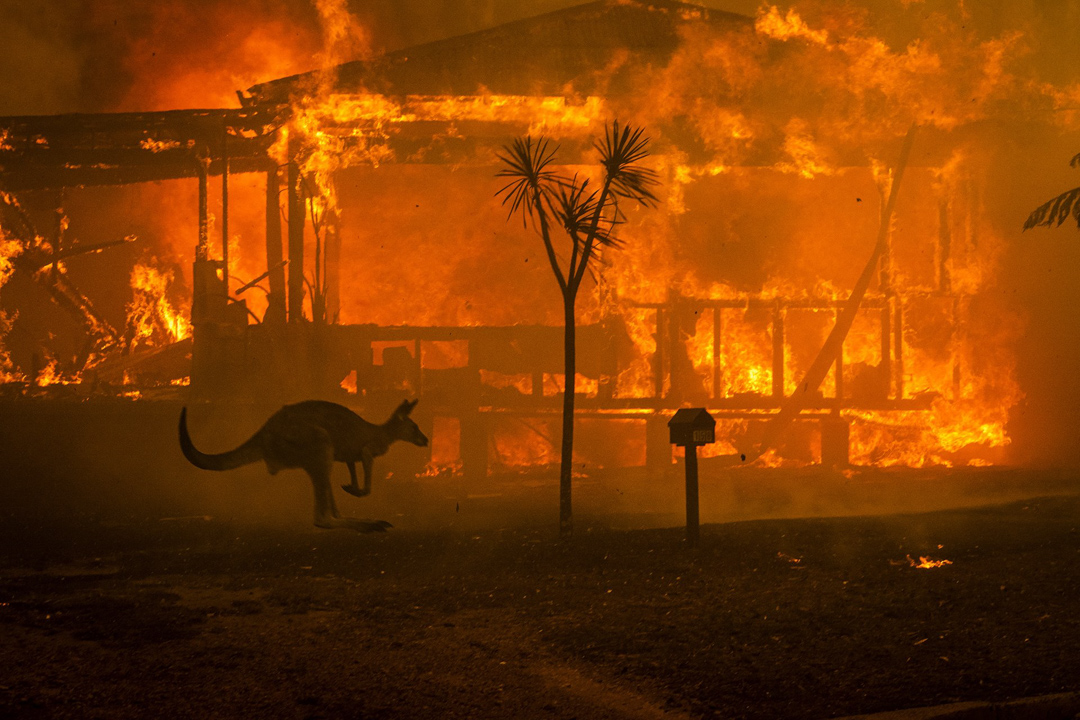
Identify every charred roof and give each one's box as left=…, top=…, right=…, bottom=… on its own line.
left=242, top=0, right=752, bottom=106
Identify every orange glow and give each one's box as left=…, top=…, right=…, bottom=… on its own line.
left=755, top=6, right=829, bottom=45
left=340, top=370, right=357, bottom=394
left=482, top=370, right=533, bottom=396
left=3, top=0, right=1065, bottom=476
left=126, top=259, right=192, bottom=351
left=908, top=554, right=953, bottom=569
left=424, top=416, right=463, bottom=477
left=35, top=359, right=79, bottom=387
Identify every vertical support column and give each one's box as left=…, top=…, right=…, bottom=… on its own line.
left=938, top=198, right=952, bottom=294
left=51, top=189, right=65, bottom=278
left=894, top=299, right=904, bottom=399
left=834, top=310, right=845, bottom=403
left=653, top=308, right=665, bottom=399
left=191, top=149, right=214, bottom=391
left=880, top=190, right=894, bottom=399
left=196, top=150, right=210, bottom=262
left=772, top=302, right=784, bottom=400
left=712, top=307, right=722, bottom=400
left=325, top=213, right=341, bottom=323
left=287, top=140, right=305, bottom=323
left=264, top=163, right=287, bottom=324
left=221, top=127, right=229, bottom=291
left=880, top=303, right=891, bottom=399
left=597, top=315, right=618, bottom=401
left=462, top=343, right=488, bottom=481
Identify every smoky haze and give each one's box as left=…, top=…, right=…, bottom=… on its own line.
left=2, top=1, right=1077, bottom=116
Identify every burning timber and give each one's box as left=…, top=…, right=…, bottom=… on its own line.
left=1, top=0, right=1061, bottom=478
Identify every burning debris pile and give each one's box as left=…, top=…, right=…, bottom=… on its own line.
left=1, top=0, right=1078, bottom=475
left=0, top=189, right=192, bottom=394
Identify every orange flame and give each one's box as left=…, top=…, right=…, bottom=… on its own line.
left=126, top=260, right=192, bottom=351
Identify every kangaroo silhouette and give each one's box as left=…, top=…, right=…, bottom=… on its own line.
left=179, top=399, right=428, bottom=531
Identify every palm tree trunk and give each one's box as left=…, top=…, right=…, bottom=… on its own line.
left=559, top=291, right=576, bottom=537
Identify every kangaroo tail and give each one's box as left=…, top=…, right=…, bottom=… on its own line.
left=179, top=407, right=263, bottom=471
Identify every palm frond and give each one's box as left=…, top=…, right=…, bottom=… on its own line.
left=1024, top=186, right=1080, bottom=230
left=551, top=176, right=620, bottom=248
left=495, top=136, right=559, bottom=226
left=596, top=120, right=660, bottom=206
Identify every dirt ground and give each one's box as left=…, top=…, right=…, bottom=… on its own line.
left=2, top=490, right=1080, bottom=720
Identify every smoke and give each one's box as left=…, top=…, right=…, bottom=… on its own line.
left=0, top=0, right=323, bottom=115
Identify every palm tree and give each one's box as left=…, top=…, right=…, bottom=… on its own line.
left=497, top=120, right=658, bottom=537
left=1024, top=153, right=1080, bottom=231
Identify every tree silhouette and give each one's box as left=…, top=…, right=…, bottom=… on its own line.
left=1024, top=152, right=1080, bottom=231
left=497, top=120, right=658, bottom=537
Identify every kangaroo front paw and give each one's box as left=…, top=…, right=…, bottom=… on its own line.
left=340, top=484, right=365, bottom=497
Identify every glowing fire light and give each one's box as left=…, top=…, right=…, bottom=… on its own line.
left=35, top=359, right=79, bottom=387
left=907, top=554, right=953, bottom=569
left=2, top=0, right=1064, bottom=477
left=126, top=260, right=192, bottom=351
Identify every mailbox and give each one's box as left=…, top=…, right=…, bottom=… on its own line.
left=668, top=408, right=716, bottom=446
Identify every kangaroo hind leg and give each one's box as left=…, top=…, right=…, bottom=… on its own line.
left=305, top=446, right=391, bottom=533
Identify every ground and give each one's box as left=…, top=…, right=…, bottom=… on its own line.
left=2, top=490, right=1080, bottom=720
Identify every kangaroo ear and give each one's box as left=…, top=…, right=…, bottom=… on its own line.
left=396, top=399, right=417, bottom=417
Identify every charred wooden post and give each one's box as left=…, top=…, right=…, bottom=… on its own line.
left=264, top=163, right=287, bottom=325
left=325, top=213, right=341, bottom=323
left=192, top=148, right=222, bottom=329
left=191, top=146, right=236, bottom=393
left=221, top=127, right=230, bottom=292
left=51, top=191, right=65, bottom=279
left=196, top=148, right=210, bottom=262
left=287, top=137, right=305, bottom=323
left=880, top=211, right=893, bottom=399
left=772, top=302, right=784, bottom=400
left=459, top=343, right=489, bottom=480
left=834, top=315, right=844, bottom=402
left=894, top=299, right=904, bottom=399
left=653, top=307, right=666, bottom=399
left=597, top=315, right=619, bottom=401
left=881, top=303, right=892, bottom=398
left=938, top=198, right=952, bottom=293
left=712, top=308, right=722, bottom=400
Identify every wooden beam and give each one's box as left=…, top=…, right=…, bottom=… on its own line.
left=264, top=163, right=287, bottom=325
left=287, top=139, right=305, bottom=323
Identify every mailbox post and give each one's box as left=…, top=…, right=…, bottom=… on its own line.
left=667, top=408, right=716, bottom=547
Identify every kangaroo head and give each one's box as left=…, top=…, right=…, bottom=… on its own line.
left=389, top=399, right=428, bottom=447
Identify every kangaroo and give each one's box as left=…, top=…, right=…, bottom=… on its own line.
left=179, top=399, right=429, bottom=532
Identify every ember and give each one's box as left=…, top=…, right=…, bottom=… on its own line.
left=908, top=554, right=954, bottom=569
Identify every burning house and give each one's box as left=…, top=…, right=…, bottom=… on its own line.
left=1, top=0, right=1076, bottom=487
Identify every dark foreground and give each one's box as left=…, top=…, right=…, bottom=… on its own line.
left=2, top=495, right=1080, bottom=720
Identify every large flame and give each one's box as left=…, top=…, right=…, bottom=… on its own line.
left=5, top=0, right=1076, bottom=470
left=126, top=259, right=192, bottom=351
